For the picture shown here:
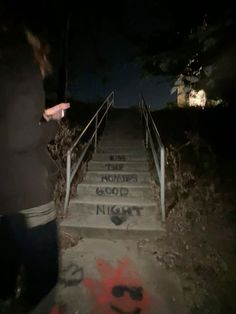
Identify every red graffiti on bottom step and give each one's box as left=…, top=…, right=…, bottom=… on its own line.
left=83, top=257, right=152, bottom=314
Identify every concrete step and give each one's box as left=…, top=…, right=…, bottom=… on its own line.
left=102, top=132, right=143, bottom=137
left=69, top=195, right=158, bottom=216
left=99, top=139, right=144, bottom=144
left=85, top=171, right=151, bottom=184
left=99, top=137, right=143, bottom=142
left=104, top=120, right=141, bottom=124
left=92, top=153, right=147, bottom=162
left=102, top=130, right=143, bottom=137
left=77, top=182, right=155, bottom=198
left=71, top=195, right=156, bottom=205
left=105, top=119, right=141, bottom=124
left=105, top=127, right=142, bottom=130
left=60, top=213, right=165, bottom=240
left=98, top=140, right=144, bottom=147
left=101, top=137, right=144, bottom=142
left=103, top=128, right=142, bottom=133
left=97, top=147, right=146, bottom=154
left=88, top=161, right=149, bottom=172
left=98, top=144, right=145, bottom=150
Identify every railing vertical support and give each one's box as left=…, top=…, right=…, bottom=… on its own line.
left=145, top=111, right=149, bottom=148
left=94, top=115, right=98, bottom=153
left=64, top=150, right=71, bottom=216
left=106, top=98, right=110, bottom=123
left=160, top=147, right=165, bottom=222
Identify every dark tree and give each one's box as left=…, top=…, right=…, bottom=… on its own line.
left=129, top=0, right=236, bottom=104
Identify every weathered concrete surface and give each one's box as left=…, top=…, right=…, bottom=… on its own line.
left=84, top=171, right=151, bottom=184
left=77, top=182, right=155, bottom=198
left=61, top=214, right=165, bottom=240
left=98, top=140, right=145, bottom=146
left=58, top=238, right=189, bottom=314
left=97, top=147, right=147, bottom=154
left=88, top=161, right=149, bottom=172
left=62, top=107, right=164, bottom=239
left=92, top=153, right=147, bottom=162
left=58, top=109, right=187, bottom=312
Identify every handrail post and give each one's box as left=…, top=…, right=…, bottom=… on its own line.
left=94, top=114, right=98, bottom=153
left=160, top=147, right=165, bottom=221
left=145, top=111, right=149, bottom=148
left=106, top=100, right=109, bottom=123
left=64, top=150, right=71, bottom=216
left=140, top=103, right=144, bottom=124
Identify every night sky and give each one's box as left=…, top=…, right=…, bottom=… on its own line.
left=1, top=0, right=235, bottom=108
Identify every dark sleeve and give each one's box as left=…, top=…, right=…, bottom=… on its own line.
left=5, top=45, right=59, bottom=152
left=7, top=95, right=59, bottom=153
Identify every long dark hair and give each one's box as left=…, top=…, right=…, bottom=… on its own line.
left=0, top=19, right=52, bottom=78
left=25, top=29, right=52, bottom=78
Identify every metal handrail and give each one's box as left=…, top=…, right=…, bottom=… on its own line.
left=63, top=91, right=114, bottom=214
left=139, top=95, right=165, bottom=221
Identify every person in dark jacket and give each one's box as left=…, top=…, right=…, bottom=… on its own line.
left=0, top=22, right=69, bottom=313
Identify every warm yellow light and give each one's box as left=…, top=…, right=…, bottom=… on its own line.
left=189, top=89, right=206, bottom=108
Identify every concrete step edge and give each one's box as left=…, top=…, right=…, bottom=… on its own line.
left=98, top=146, right=145, bottom=149
left=99, top=140, right=144, bottom=143
left=61, top=215, right=165, bottom=232
left=70, top=196, right=157, bottom=206
left=77, top=182, right=152, bottom=188
left=86, top=170, right=151, bottom=175
left=89, top=161, right=149, bottom=165
left=92, top=153, right=147, bottom=156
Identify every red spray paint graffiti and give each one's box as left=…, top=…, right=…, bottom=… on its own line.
left=83, top=257, right=152, bottom=314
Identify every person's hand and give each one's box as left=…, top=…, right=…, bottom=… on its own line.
left=43, top=103, right=70, bottom=121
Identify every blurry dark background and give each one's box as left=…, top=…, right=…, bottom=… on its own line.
left=1, top=0, right=235, bottom=108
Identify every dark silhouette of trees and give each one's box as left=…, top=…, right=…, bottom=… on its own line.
left=128, top=0, right=236, bottom=104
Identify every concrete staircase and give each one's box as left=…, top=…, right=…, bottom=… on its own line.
left=61, top=108, right=165, bottom=239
